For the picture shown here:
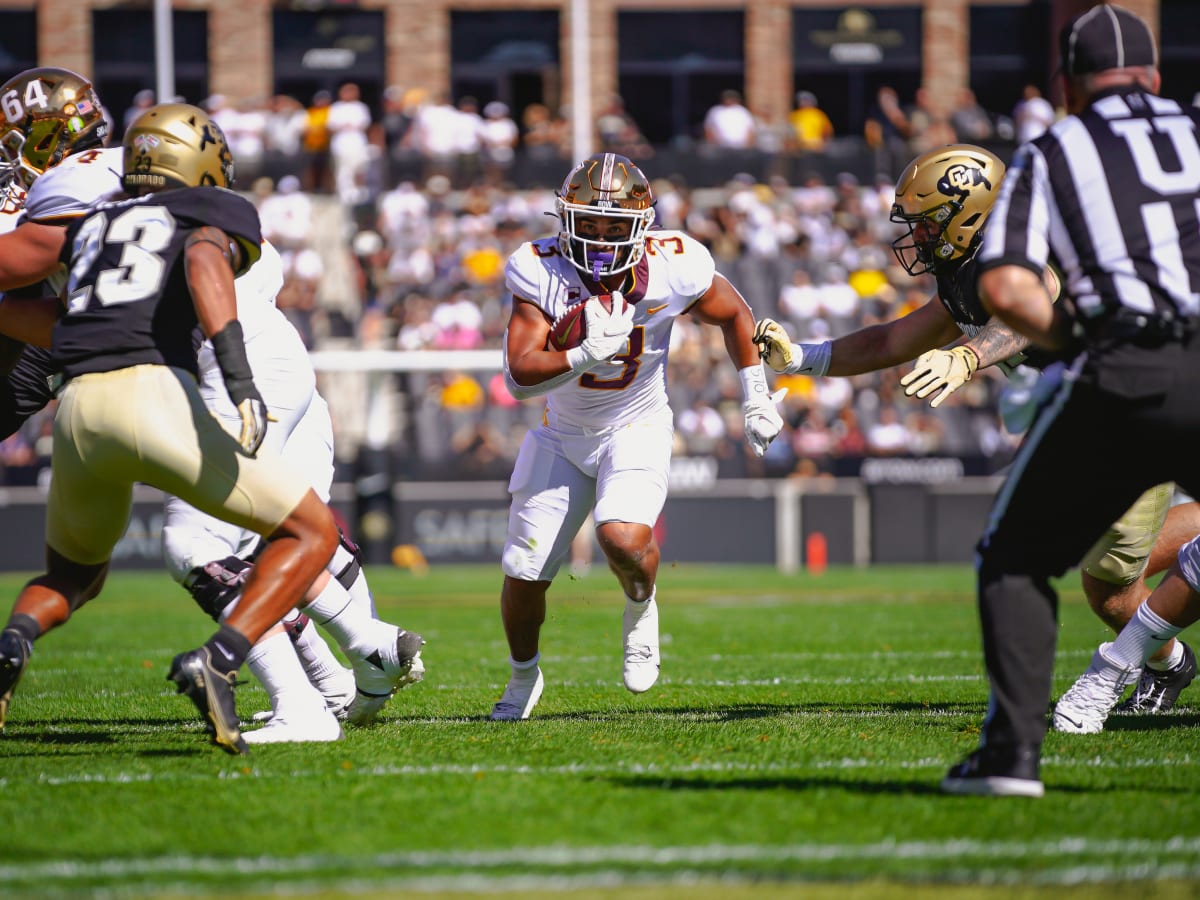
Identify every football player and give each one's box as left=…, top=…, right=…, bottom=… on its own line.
left=0, top=73, right=423, bottom=744
left=0, top=100, right=339, bottom=753
left=753, top=144, right=1198, bottom=716
left=491, top=152, right=784, bottom=719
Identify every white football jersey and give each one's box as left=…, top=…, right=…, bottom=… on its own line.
left=20, top=145, right=281, bottom=348
left=505, top=229, right=716, bottom=428
left=23, top=146, right=124, bottom=222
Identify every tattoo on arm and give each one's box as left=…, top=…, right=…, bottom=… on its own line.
left=184, top=226, right=241, bottom=270
left=968, top=318, right=1033, bottom=367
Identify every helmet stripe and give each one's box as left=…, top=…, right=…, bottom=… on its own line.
left=598, top=153, right=616, bottom=202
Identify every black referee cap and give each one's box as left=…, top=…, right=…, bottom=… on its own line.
left=1059, top=4, right=1157, bottom=77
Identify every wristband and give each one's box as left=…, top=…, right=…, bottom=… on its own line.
left=792, top=341, right=831, bottom=376
left=738, top=364, right=769, bottom=403
left=210, top=320, right=257, bottom=404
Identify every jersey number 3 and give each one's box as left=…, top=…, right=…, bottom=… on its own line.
left=66, top=205, right=177, bottom=314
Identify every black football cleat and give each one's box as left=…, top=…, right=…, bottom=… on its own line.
left=0, top=629, right=31, bottom=731
left=168, top=647, right=247, bottom=755
left=941, top=743, right=1044, bottom=798
left=1116, top=641, right=1197, bottom=714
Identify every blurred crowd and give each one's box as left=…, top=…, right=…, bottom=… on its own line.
left=0, top=80, right=1064, bottom=485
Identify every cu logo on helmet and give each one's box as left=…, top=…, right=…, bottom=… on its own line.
left=937, top=164, right=991, bottom=199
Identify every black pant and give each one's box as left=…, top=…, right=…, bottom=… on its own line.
left=975, top=334, right=1200, bottom=749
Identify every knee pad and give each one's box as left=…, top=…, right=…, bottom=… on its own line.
left=184, top=555, right=254, bottom=621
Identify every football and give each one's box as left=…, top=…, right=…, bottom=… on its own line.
left=546, top=293, right=624, bottom=351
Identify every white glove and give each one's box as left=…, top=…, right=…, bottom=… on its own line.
left=752, top=318, right=831, bottom=376
left=900, top=346, right=980, bottom=408
left=743, top=387, right=788, bottom=457
left=571, top=292, right=634, bottom=370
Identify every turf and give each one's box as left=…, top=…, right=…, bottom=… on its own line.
left=0, top=563, right=1196, bottom=898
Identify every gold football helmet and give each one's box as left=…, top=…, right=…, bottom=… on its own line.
left=556, top=152, right=655, bottom=279
left=122, top=103, right=235, bottom=194
left=0, top=67, right=109, bottom=188
left=890, top=144, right=1005, bottom=276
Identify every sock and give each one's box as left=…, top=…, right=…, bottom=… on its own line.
left=246, top=631, right=327, bottom=718
left=289, top=615, right=351, bottom=687
left=204, top=624, right=253, bottom=676
left=1146, top=639, right=1186, bottom=672
left=303, top=577, right=397, bottom=668
left=1106, top=602, right=1181, bottom=670
left=511, top=652, right=540, bottom=674
left=5, top=613, right=41, bottom=644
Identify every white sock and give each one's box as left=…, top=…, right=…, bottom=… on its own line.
left=303, top=578, right=398, bottom=668
left=1146, top=639, right=1186, bottom=672
left=511, top=652, right=540, bottom=675
left=290, top=617, right=349, bottom=686
left=246, top=631, right=326, bottom=718
left=331, top=542, right=377, bottom=618
left=1107, top=602, right=1182, bottom=670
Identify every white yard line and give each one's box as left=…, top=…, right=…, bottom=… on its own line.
left=2, top=836, right=1199, bottom=885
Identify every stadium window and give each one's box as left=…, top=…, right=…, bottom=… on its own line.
left=0, top=12, right=37, bottom=77
left=1159, top=0, right=1200, bottom=108
left=967, top=3, right=1051, bottom=128
left=450, top=11, right=560, bottom=116
left=92, top=9, right=209, bottom=129
left=617, top=10, right=745, bottom=147
left=273, top=9, right=386, bottom=114
left=792, top=6, right=922, bottom=137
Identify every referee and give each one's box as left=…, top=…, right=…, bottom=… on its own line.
left=942, top=4, right=1200, bottom=797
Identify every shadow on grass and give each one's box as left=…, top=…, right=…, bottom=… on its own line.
left=606, top=772, right=946, bottom=796
left=1104, top=711, right=1200, bottom=731
left=499, top=700, right=989, bottom=723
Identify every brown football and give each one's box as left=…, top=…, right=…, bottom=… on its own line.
left=546, top=293, right=622, bottom=351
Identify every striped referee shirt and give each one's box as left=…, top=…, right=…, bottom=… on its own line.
left=977, top=86, right=1200, bottom=323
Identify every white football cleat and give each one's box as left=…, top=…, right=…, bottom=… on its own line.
left=622, top=597, right=660, bottom=694
left=243, top=707, right=343, bottom=744
left=341, top=629, right=425, bottom=725
left=490, top=666, right=544, bottom=721
left=312, top=665, right=356, bottom=719
left=1052, top=642, right=1138, bottom=735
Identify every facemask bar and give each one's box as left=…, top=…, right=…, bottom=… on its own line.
left=557, top=200, right=654, bottom=279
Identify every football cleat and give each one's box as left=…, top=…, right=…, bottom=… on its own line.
left=168, top=647, right=247, bottom=755
left=1116, top=641, right=1196, bottom=714
left=1052, top=642, right=1138, bottom=735
left=941, top=743, right=1044, bottom=798
left=0, top=628, right=32, bottom=731
left=341, top=629, right=425, bottom=725
left=622, top=597, right=661, bottom=694
left=490, top=665, right=544, bottom=721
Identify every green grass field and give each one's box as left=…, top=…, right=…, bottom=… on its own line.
left=0, top=563, right=1197, bottom=899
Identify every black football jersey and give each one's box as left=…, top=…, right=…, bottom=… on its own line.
left=52, top=186, right=261, bottom=380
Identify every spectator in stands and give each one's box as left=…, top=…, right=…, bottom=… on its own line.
left=906, top=88, right=956, bottom=154
left=479, top=101, right=520, bottom=181
left=949, top=87, right=994, bottom=144
left=301, top=90, right=334, bottom=193
left=1012, top=84, right=1056, bottom=144
left=704, top=89, right=757, bottom=149
left=264, top=94, right=307, bottom=179
left=596, top=94, right=653, bottom=160
left=258, top=174, right=314, bottom=255
left=521, top=102, right=567, bottom=160
left=328, top=82, right=373, bottom=206
left=789, top=91, right=834, bottom=152
left=122, top=88, right=155, bottom=136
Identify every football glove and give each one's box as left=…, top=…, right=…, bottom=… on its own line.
left=232, top=393, right=269, bottom=456
left=576, top=292, right=635, bottom=367
left=743, top=387, right=788, bottom=457
left=900, top=346, right=980, bottom=408
left=752, top=318, right=831, bottom=376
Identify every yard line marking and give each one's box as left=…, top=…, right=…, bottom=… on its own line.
left=3, top=836, right=1199, bottom=884
left=1, top=753, right=1192, bottom=788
